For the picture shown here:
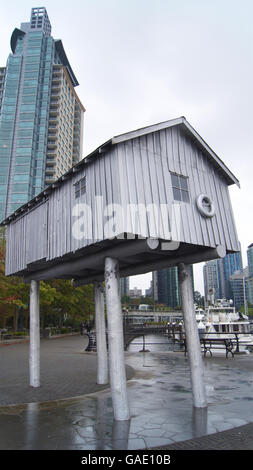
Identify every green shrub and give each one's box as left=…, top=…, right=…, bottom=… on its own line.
left=12, top=331, right=29, bottom=337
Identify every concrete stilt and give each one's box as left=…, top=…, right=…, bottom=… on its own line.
left=94, top=281, right=108, bottom=385
left=29, top=280, right=40, bottom=388
left=178, top=263, right=207, bottom=408
left=104, top=257, right=130, bottom=421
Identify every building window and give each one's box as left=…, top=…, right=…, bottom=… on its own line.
left=171, top=172, right=190, bottom=203
left=74, top=176, right=86, bottom=199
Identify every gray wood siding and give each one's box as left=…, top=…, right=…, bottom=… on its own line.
left=5, top=218, right=26, bottom=276
left=5, top=202, right=48, bottom=276
left=47, top=148, right=122, bottom=261
left=26, top=202, right=48, bottom=264
left=115, top=127, right=239, bottom=251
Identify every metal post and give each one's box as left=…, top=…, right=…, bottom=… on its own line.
left=178, top=263, right=207, bottom=408
left=243, top=276, right=248, bottom=316
left=235, top=333, right=240, bottom=353
left=29, top=280, right=40, bottom=388
left=94, top=281, right=108, bottom=385
left=105, top=257, right=130, bottom=421
left=139, top=334, right=150, bottom=352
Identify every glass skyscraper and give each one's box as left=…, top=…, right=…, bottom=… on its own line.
left=159, top=267, right=181, bottom=309
left=203, top=260, right=220, bottom=302
left=120, top=277, right=130, bottom=297
left=246, top=243, right=253, bottom=304
left=247, top=243, right=253, bottom=278
left=153, top=266, right=194, bottom=309
left=203, top=249, right=243, bottom=304
left=0, top=7, right=85, bottom=221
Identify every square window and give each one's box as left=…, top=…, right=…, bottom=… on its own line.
left=172, top=187, right=181, bottom=201
left=80, top=178, right=86, bottom=195
left=181, top=190, right=190, bottom=203
left=171, top=173, right=179, bottom=188
left=74, top=176, right=86, bottom=199
left=75, top=186, right=80, bottom=199
left=171, top=172, right=189, bottom=203
left=179, top=176, right=188, bottom=191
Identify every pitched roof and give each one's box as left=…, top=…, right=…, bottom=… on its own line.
left=1, top=116, right=239, bottom=226
left=111, top=116, right=239, bottom=187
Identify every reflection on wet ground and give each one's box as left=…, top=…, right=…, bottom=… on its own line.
left=1, top=335, right=253, bottom=450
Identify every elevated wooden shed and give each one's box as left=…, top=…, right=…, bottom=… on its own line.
left=1, top=117, right=240, bottom=420
left=3, top=116, right=239, bottom=283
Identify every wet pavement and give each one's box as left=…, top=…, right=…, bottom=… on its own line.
left=1, top=334, right=253, bottom=450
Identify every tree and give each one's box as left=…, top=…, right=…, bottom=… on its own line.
left=0, top=229, right=29, bottom=328
left=48, top=280, right=94, bottom=327
left=194, top=291, right=204, bottom=307
left=0, top=228, right=95, bottom=329
left=238, top=304, right=253, bottom=318
left=141, top=296, right=155, bottom=305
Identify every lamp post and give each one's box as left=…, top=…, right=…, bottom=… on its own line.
left=243, top=275, right=248, bottom=316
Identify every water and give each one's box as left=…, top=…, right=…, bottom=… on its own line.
left=128, top=334, right=182, bottom=352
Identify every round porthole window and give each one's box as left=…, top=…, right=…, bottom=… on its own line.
left=196, top=194, right=215, bottom=218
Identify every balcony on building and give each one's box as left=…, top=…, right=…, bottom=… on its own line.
left=73, top=134, right=80, bottom=143
left=51, top=83, right=61, bottom=92
left=45, top=157, right=55, bottom=166
left=50, top=96, right=60, bottom=104
left=48, top=115, right=59, bottom=124
left=48, top=121, right=58, bottom=130
left=47, top=129, right=58, bottom=138
left=45, top=176, right=56, bottom=186
left=46, top=149, right=57, bottom=157
left=45, top=167, right=55, bottom=175
left=49, top=107, right=59, bottom=117
left=47, top=141, right=57, bottom=149
left=50, top=91, right=60, bottom=98
left=50, top=99, right=60, bottom=107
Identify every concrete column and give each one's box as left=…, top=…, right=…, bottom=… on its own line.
left=94, top=281, right=108, bottom=385
left=178, top=263, right=207, bottom=408
left=104, top=257, right=130, bottom=421
left=29, top=280, right=40, bottom=388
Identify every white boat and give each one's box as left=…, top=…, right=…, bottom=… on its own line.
left=195, top=300, right=253, bottom=353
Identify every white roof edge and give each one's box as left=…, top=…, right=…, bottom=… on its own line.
left=182, top=119, right=240, bottom=188
left=111, top=116, right=185, bottom=144
left=111, top=116, right=240, bottom=188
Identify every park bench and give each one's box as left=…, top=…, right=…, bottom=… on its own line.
left=2, top=333, right=14, bottom=340
left=183, top=337, right=235, bottom=358
left=85, top=331, right=97, bottom=351
left=200, top=337, right=235, bottom=358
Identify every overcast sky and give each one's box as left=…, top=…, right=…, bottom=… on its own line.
left=1, top=0, right=252, bottom=295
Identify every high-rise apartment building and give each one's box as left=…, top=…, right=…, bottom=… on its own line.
left=152, top=266, right=194, bottom=309
left=120, top=277, right=130, bottom=297
left=0, top=7, right=85, bottom=221
left=203, top=249, right=243, bottom=304
left=247, top=243, right=253, bottom=278
left=129, top=287, right=142, bottom=299
left=223, top=251, right=243, bottom=298
left=246, top=243, right=253, bottom=304
left=156, top=267, right=181, bottom=309
left=0, top=68, right=6, bottom=110
left=203, top=260, right=220, bottom=303
left=246, top=277, right=253, bottom=305
left=229, top=268, right=248, bottom=310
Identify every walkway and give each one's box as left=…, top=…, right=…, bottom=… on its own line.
left=1, top=335, right=253, bottom=450
left=0, top=335, right=133, bottom=405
